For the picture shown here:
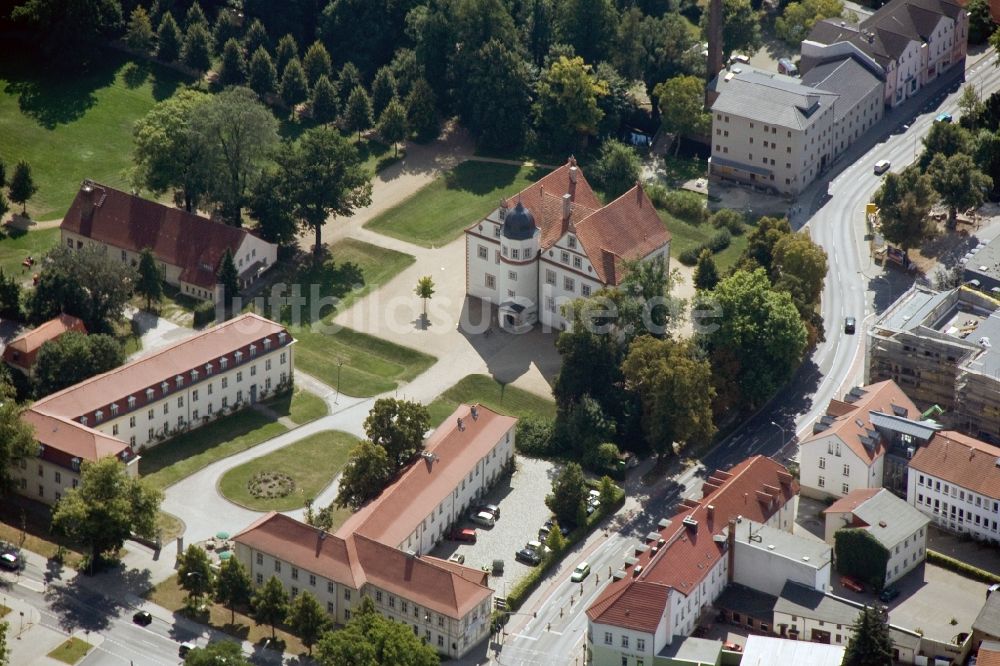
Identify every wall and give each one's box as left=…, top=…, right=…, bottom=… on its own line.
left=909, top=468, right=1000, bottom=542
left=538, top=230, right=605, bottom=331
left=10, top=455, right=138, bottom=506
left=466, top=223, right=502, bottom=306
left=799, top=435, right=873, bottom=500
left=883, top=525, right=927, bottom=585
left=590, top=619, right=662, bottom=666
left=733, top=540, right=831, bottom=596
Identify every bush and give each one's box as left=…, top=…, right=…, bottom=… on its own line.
left=927, top=549, right=1000, bottom=584
left=662, top=190, right=707, bottom=224
left=193, top=301, right=217, bottom=328
left=644, top=182, right=670, bottom=209
left=679, top=248, right=701, bottom=266
left=515, top=416, right=554, bottom=457
left=707, top=229, right=732, bottom=252
left=710, top=208, right=746, bottom=235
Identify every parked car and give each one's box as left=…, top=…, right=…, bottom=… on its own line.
left=778, top=58, right=799, bottom=76
left=541, top=519, right=570, bottom=537
left=935, top=112, right=953, bottom=123
left=723, top=641, right=743, bottom=652
left=526, top=540, right=549, bottom=556
left=0, top=553, right=18, bottom=570
left=448, top=553, right=466, bottom=564
left=477, top=504, right=501, bottom=520
left=874, top=160, right=891, bottom=175
left=844, top=316, right=856, bottom=334
left=841, top=576, right=865, bottom=593
left=515, top=548, right=541, bottom=566
left=878, top=586, right=900, bottom=602
left=178, top=642, right=196, bottom=657
left=449, top=528, right=477, bottom=543
left=132, top=610, right=153, bottom=626
left=471, top=511, right=496, bottom=528
left=571, top=562, right=591, bottom=582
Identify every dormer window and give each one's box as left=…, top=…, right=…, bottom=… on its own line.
left=161, top=381, right=169, bottom=394
left=279, top=332, right=287, bottom=343
left=95, top=410, right=104, bottom=423
left=568, top=236, right=577, bottom=249
left=235, top=350, right=243, bottom=363
left=205, top=362, right=213, bottom=375
left=146, top=388, right=154, bottom=400
left=191, top=369, right=199, bottom=381
left=249, top=344, right=257, bottom=357
left=71, top=457, right=81, bottom=471
left=220, top=357, right=228, bottom=370
left=128, top=396, right=136, bottom=409
left=176, top=375, right=183, bottom=388
left=81, top=416, right=88, bottom=426
left=263, top=338, right=272, bottom=350
left=110, top=403, right=119, bottom=416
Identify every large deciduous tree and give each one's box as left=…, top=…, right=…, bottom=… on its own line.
left=371, top=66, right=398, bottom=118
left=315, top=596, right=440, bottom=666
left=694, top=249, right=720, bottom=291
left=534, top=56, right=608, bottom=150
left=178, top=544, right=215, bottom=606
left=928, top=152, right=992, bottom=227
left=699, top=0, right=762, bottom=58
left=376, top=98, right=408, bottom=157
left=34, top=332, right=125, bottom=398
left=771, top=232, right=829, bottom=314
left=405, top=78, right=439, bottom=143
left=842, top=605, right=894, bottom=666
left=344, top=85, right=374, bottom=141
left=51, top=456, right=162, bottom=572
left=873, top=166, right=937, bottom=251
left=593, top=140, right=641, bottom=199
left=622, top=336, right=716, bottom=457
left=0, top=381, right=37, bottom=496
left=545, top=462, right=588, bottom=528
left=364, top=398, right=430, bottom=467
left=11, top=0, right=122, bottom=68
left=335, top=439, right=392, bottom=509
left=655, top=76, right=711, bottom=154
left=183, top=640, right=250, bottom=666
left=311, top=75, right=339, bottom=124
left=215, top=557, right=253, bottom=625
left=286, top=591, right=332, bottom=655
left=919, top=121, right=971, bottom=169
left=554, top=0, right=618, bottom=64
left=252, top=576, right=289, bottom=640
left=775, top=0, right=844, bottom=45
left=458, top=39, right=533, bottom=152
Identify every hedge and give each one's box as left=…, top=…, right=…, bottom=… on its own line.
left=927, top=549, right=1000, bottom=585
left=193, top=301, right=217, bottom=328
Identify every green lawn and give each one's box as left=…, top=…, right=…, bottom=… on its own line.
left=47, top=638, right=92, bottom=664
left=218, top=430, right=358, bottom=511
left=264, top=387, right=328, bottom=425
left=292, top=325, right=435, bottom=397
left=0, top=49, right=186, bottom=220
left=0, top=227, right=59, bottom=281
left=364, top=161, right=548, bottom=247
left=663, top=211, right=750, bottom=274
left=0, top=603, right=10, bottom=617
left=427, top=374, right=556, bottom=426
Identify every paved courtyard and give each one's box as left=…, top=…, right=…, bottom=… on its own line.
left=431, top=456, right=556, bottom=593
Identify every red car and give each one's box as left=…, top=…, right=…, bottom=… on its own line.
left=449, top=528, right=477, bottom=543
left=841, top=576, right=865, bottom=593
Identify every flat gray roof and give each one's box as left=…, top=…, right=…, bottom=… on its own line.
left=965, top=312, right=1000, bottom=378
left=657, top=636, right=723, bottom=662
left=877, top=286, right=953, bottom=332
left=852, top=490, right=929, bottom=549
left=775, top=581, right=862, bottom=625
left=710, top=65, right=837, bottom=130
left=742, top=635, right=844, bottom=666
left=974, top=591, right=1000, bottom=637
left=735, top=519, right=832, bottom=567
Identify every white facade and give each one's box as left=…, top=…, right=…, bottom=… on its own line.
left=733, top=528, right=832, bottom=596
left=799, top=434, right=882, bottom=500
left=909, top=470, right=1000, bottom=541
left=10, top=454, right=138, bottom=507
left=882, top=526, right=927, bottom=585
left=669, top=556, right=729, bottom=639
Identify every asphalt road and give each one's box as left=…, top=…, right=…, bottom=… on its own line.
left=492, top=50, right=1000, bottom=666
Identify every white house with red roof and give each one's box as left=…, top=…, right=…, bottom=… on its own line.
left=586, top=456, right=798, bottom=665
left=60, top=180, right=277, bottom=302
left=10, top=313, right=293, bottom=505
left=1, top=314, right=86, bottom=378
left=464, top=158, right=671, bottom=333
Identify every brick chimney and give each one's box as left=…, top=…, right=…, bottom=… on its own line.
left=727, top=518, right=736, bottom=583
left=707, top=0, right=725, bottom=83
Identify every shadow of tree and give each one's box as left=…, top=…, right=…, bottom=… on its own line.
left=443, top=161, right=548, bottom=196
left=0, top=52, right=119, bottom=129
left=46, top=564, right=152, bottom=633
left=122, top=62, right=149, bottom=89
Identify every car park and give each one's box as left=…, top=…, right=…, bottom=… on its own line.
left=447, top=553, right=466, bottom=564
left=879, top=586, right=900, bottom=602
left=515, top=547, right=541, bottom=566
left=841, top=575, right=865, bottom=593
left=0, top=553, right=18, bottom=570
left=449, top=528, right=477, bottom=543
left=471, top=511, right=495, bottom=528
left=874, top=160, right=891, bottom=175
left=844, top=317, right=856, bottom=334
left=132, top=610, right=153, bottom=626
left=571, top=562, right=591, bottom=582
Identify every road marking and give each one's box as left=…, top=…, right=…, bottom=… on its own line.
left=510, top=633, right=538, bottom=641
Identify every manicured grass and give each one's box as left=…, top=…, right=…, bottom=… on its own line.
left=0, top=227, right=59, bottom=282
left=364, top=161, right=548, bottom=247
left=218, top=430, right=358, bottom=511
left=132, top=283, right=202, bottom=328
left=264, top=387, right=328, bottom=425
left=138, top=409, right=288, bottom=491
left=156, top=511, right=185, bottom=543
left=0, top=49, right=186, bottom=220
left=0, top=496, right=83, bottom=567
left=47, top=637, right=92, bottom=664
left=427, top=374, right=556, bottom=426
left=662, top=211, right=750, bottom=274
left=147, top=574, right=307, bottom=656
left=292, top=325, right=435, bottom=397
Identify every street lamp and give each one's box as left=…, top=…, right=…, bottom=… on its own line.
left=770, top=421, right=787, bottom=450
left=335, top=359, right=345, bottom=404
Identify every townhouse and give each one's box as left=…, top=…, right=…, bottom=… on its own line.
left=1, top=314, right=86, bottom=378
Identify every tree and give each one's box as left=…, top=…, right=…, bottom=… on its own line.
left=919, top=121, right=971, bottom=169
left=337, top=63, right=364, bottom=108
left=344, top=86, right=374, bottom=141
left=192, top=86, right=280, bottom=223
left=34, top=332, right=125, bottom=397
left=405, top=78, right=439, bottom=142
left=0, top=193, right=7, bottom=225
left=315, top=596, right=440, bottom=666
left=0, top=270, right=20, bottom=320
left=738, top=216, right=792, bottom=273
left=218, top=38, right=248, bottom=87
left=125, top=6, right=155, bottom=54
left=311, top=75, right=339, bottom=124
left=545, top=519, right=567, bottom=554
left=244, top=19, right=269, bottom=56
left=215, top=557, right=253, bottom=625
left=655, top=76, right=711, bottom=155
left=184, top=640, right=250, bottom=666
left=776, top=0, right=844, bottom=45
left=248, top=48, right=277, bottom=98
left=178, top=545, right=214, bottom=606
left=335, top=439, right=392, bottom=508
left=0, top=621, right=7, bottom=666
left=593, top=140, right=641, bottom=199
left=11, top=0, right=122, bottom=67
left=546, top=462, right=587, bottom=527
left=415, top=276, right=434, bottom=318
left=970, top=0, right=996, bottom=44
left=280, top=58, right=310, bottom=108
left=0, top=381, right=37, bottom=495
left=217, top=248, right=239, bottom=313
left=553, top=395, right=616, bottom=466
left=834, top=528, right=890, bottom=589
left=873, top=166, right=936, bottom=251
left=156, top=11, right=182, bottom=62
left=771, top=233, right=829, bottom=311
left=252, top=576, right=289, bottom=640
left=555, top=0, right=618, bottom=64
left=303, top=41, right=333, bottom=88
left=275, top=34, right=299, bottom=74
left=371, top=67, right=397, bottom=118
left=703, top=269, right=808, bottom=410
left=272, top=126, right=372, bottom=255
left=458, top=39, right=532, bottom=151
left=376, top=98, right=408, bottom=157
left=928, top=152, right=992, bottom=227
left=364, top=398, right=430, bottom=467
left=212, top=10, right=242, bottom=57
left=28, top=245, right=137, bottom=332
left=132, top=89, right=215, bottom=212
left=959, top=85, right=986, bottom=130
left=8, top=161, right=37, bottom=215
left=598, top=475, right=617, bottom=508
left=700, top=0, right=762, bottom=58
left=535, top=56, right=608, bottom=150
left=286, top=591, right=332, bottom=655
left=622, top=336, right=716, bottom=457
left=51, top=456, right=162, bottom=572
left=694, top=249, right=720, bottom=290
left=182, top=22, right=214, bottom=72
left=842, top=605, right=894, bottom=666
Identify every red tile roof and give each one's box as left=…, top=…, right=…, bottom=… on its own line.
left=2, top=314, right=86, bottom=371
left=336, top=404, right=517, bottom=547
left=233, top=512, right=493, bottom=620
left=60, top=181, right=254, bottom=289
left=24, top=410, right=129, bottom=463
left=800, top=380, right=918, bottom=464
left=822, top=488, right=883, bottom=514
left=978, top=644, right=1000, bottom=666
left=910, top=430, right=1000, bottom=500
left=587, top=456, right=797, bottom=632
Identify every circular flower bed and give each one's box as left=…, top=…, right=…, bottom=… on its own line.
left=247, top=471, right=295, bottom=499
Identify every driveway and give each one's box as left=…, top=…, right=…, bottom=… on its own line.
left=128, top=308, right=198, bottom=359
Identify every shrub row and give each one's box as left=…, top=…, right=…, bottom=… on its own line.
left=927, top=549, right=1000, bottom=585
left=678, top=229, right=732, bottom=266
left=193, top=301, right=217, bottom=328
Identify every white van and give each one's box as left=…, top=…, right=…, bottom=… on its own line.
left=874, top=160, right=891, bottom=175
